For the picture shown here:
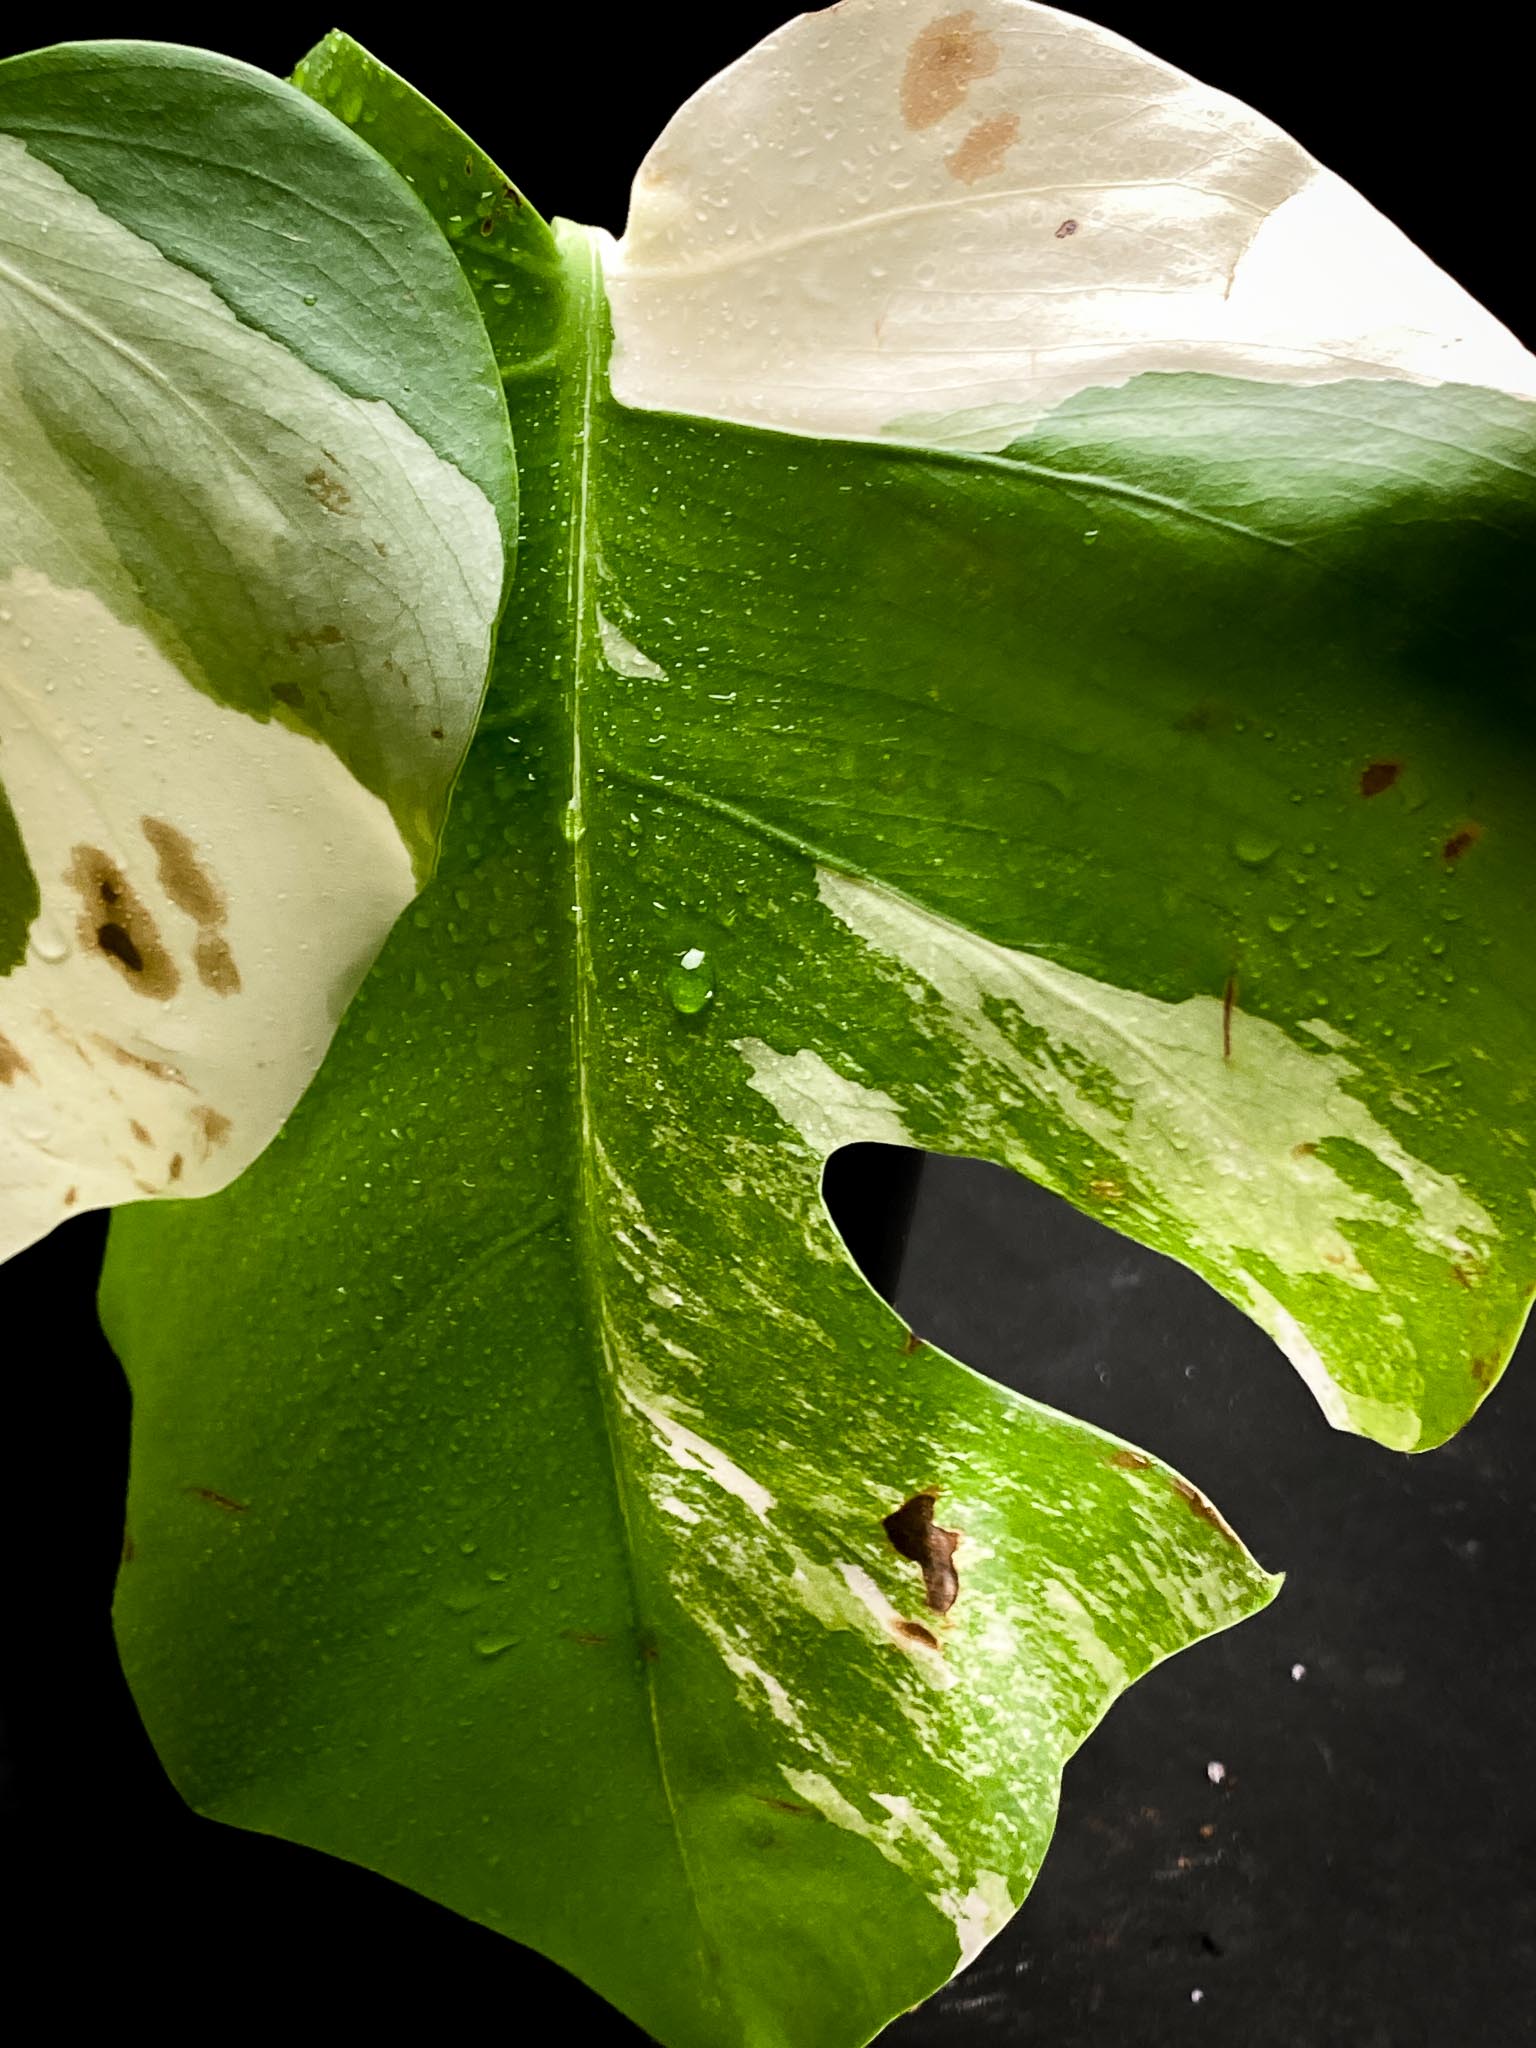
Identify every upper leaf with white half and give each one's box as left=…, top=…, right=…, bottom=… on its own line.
left=0, top=42, right=513, bottom=1258
left=608, top=0, right=1536, bottom=442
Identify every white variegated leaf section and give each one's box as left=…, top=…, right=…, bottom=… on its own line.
left=0, top=137, right=503, bottom=1258
left=808, top=868, right=1496, bottom=1447
left=608, top=0, right=1536, bottom=444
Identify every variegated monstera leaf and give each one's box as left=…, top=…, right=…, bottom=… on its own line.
left=2, top=6, right=1532, bottom=2046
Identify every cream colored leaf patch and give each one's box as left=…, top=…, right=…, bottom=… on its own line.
left=0, top=570, right=415, bottom=1257
left=607, top=0, right=1536, bottom=445
left=0, top=135, right=505, bottom=1258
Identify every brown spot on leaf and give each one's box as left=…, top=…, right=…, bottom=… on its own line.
left=1292, top=1140, right=1318, bottom=1158
left=894, top=1619, right=942, bottom=1650
left=1222, top=974, right=1237, bottom=1061
left=563, top=1629, right=609, bottom=1646
left=1359, top=759, right=1401, bottom=797
left=140, top=818, right=241, bottom=995
left=186, top=1485, right=247, bottom=1512
left=1470, top=1353, right=1500, bottom=1389
left=304, top=464, right=352, bottom=515
left=63, top=1186, right=77, bottom=1207
left=0, top=1031, right=33, bottom=1084
left=93, top=1036, right=188, bottom=1086
left=1109, top=1447, right=1151, bottom=1471
left=753, top=1795, right=816, bottom=1816
left=429, top=726, right=445, bottom=741
left=66, top=847, right=179, bottom=999
left=120, top=1528, right=136, bottom=1563
left=901, top=1329, right=925, bottom=1355
left=900, top=10, right=1000, bottom=129
left=168, top=1153, right=183, bottom=1182
left=883, top=1489, right=960, bottom=1614
left=1443, top=824, right=1482, bottom=863
left=194, top=932, right=242, bottom=997
left=945, top=110, right=1020, bottom=183
left=1055, top=217, right=1079, bottom=238
left=129, top=1120, right=152, bottom=1146
left=1088, top=1176, right=1124, bottom=1202
left=139, top=821, right=240, bottom=996
left=192, top=1105, right=232, bottom=1155
left=1171, top=1475, right=1238, bottom=1539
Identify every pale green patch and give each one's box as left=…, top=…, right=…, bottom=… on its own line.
left=0, top=135, right=501, bottom=859
left=736, top=1039, right=916, bottom=1154
left=815, top=866, right=1497, bottom=1443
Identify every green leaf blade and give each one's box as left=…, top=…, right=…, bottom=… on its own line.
left=93, top=5, right=1535, bottom=2044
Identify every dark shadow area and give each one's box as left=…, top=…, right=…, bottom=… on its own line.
left=821, top=1142, right=925, bottom=1303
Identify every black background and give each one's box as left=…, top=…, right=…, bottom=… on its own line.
left=2, top=6, right=1533, bottom=2041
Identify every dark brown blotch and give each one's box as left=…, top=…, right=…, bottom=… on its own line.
left=1443, top=824, right=1482, bottom=863
left=894, top=1618, right=942, bottom=1650
left=66, top=846, right=179, bottom=999
left=1359, top=759, right=1401, bottom=797
left=1055, top=217, right=1079, bottom=238
left=883, top=1488, right=961, bottom=1614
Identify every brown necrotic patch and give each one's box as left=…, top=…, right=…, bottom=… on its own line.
left=92, top=1035, right=188, bottom=1087
left=883, top=1488, right=961, bottom=1614
left=192, top=1105, right=232, bottom=1155
left=304, top=462, right=352, bottom=515
left=946, top=110, right=1020, bottom=182
left=1443, top=823, right=1482, bottom=863
left=0, top=1031, right=33, bottom=1085
left=142, top=817, right=223, bottom=925
left=1055, top=217, right=1079, bottom=238
left=186, top=1485, right=247, bottom=1512
left=1359, top=759, right=1402, bottom=797
left=142, top=817, right=241, bottom=997
left=900, top=10, right=1000, bottom=129
left=893, top=1618, right=942, bottom=1650
left=66, top=846, right=179, bottom=999
left=1171, top=1475, right=1238, bottom=1540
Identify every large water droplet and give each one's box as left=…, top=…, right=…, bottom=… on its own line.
left=1231, top=834, right=1280, bottom=869
left=666, top=946, right=714, bottom=1015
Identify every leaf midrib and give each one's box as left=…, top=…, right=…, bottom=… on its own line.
left=556, top=223, right=723, bottom=2017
